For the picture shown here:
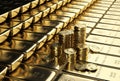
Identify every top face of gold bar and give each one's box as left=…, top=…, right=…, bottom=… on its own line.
left=75, top=23, right=86, bottom=31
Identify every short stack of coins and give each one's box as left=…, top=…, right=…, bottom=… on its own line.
left=74, top=23, right=89, bottom=61
left=51, top=43, right=60, bottom=66
left=76, top=45, right=89, bottom=61
left=64, top=48, right=76, bottom=71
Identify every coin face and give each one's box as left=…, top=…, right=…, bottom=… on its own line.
left=89, top=45, right=100, bottom=53
left=86, top=63, right=98, bottom=72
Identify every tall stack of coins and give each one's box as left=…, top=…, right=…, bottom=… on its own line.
left=64, top=48, right=76, bottom=71
left=74, top=23, right=89, bottom=61
left=58, top=30, right=74, bottom=64
left=74, top=24, right=86, bottom=48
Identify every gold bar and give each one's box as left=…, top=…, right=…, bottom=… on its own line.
left=52, top=0, right=63, bottom=9
left=41, top=19, right=64, bottom=33
left=96, top=23, right=120, bottom=30
left=67, top=3, right=86, bottom=11
left=39, top=0, right=45, bottom=5
left=38, top=5, right=50, bottom=17
left=0, top=49, right=23, bottom=72
left=0, top=39, right=36, bottom=60
left=78, top=16, right=100, bottom=22
left=104, top=14, right=120, bottom=20
left=45, top=2, right=57, bottom=13
left=55, top=10, right=76, bottom=22
left=74, top=20, right=96, bottom=28
left=0, top=12, right=8, bottom=23
left=0, top=28, right=10, bottom=43
left=30, top=9, right=42, bottom=23
left=21, top=3, right=31, bottom=13
left=21, top=13, right=33, bottom=29
left=100, top=19, right=120, bottom=25
left=9, top=64, right=56, bottom=81
left=61, top=6, right=81, bottom=17
left=9, top=7, right=20, bottom=18
left=30, top=0, right=39, bottom=9
left=0, top=66, right=7, bottom=80
left=58, top=74, right=95, bottom=81
left=83, top=12, right=103, bottom=18
left=86, top=8, right=106, bottom=14
left=49, top=14, right=70, bottom=27
left=9, top=19, right=23, bottom=36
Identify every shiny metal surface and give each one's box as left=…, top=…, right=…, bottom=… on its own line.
left=0, top=0, right=120, bottom=81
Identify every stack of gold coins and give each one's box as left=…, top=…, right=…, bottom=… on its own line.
left=74, top=24, right=86, bottom=48
left=59, top=30, right=74, bottom=49
left=64, top=48, right=76, bottom=71
left=76, top=45, right=89, bottom=61
left=51, top=43, right=61, bottom=66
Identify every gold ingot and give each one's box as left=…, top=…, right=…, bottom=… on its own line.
left=52, top=0, right=63, bottom=9
left=36, top=35, right=47, bottom=49
left=46, top=2, right=57, bottom=13
left=0, top=12, right=8, bottom=23
left=61, top=7, right=81, bottom=17
left=66, top=4, right=85, bottom=12
left=33, top=12, right=42, bottom=23
left=55, top=10, right=76, bottom=22
left=0, top=49, right=24, bottom=72
left=9, top=7, right=20, bottom=18
left=12, top=23, right=23, bottom=36
left=9, top=64, right=56, bottom=81
left=39, top=0, right=45, bottom=5
left=10, top=39, right=37, bottom=60
left=21, top=3, right=31, bottom=13
left=23, top=17, right=33, bottom=29
left=31, top=0, right=39, bottom=9
left=0, top=66, right=7, bottom=80
left=0, top=28, right=10, bottom=43
left=47, top=28, right=56, bottom=41
left=38, top=5, right=50, bottom=17
left=42, top=19, right=64, bottom=34
left=49, top=14, right=70, bottom=27
left=62, top=0, right=68, bottom=6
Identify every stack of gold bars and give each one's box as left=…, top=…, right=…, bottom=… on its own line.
left=0, top=0, right=120, bottom=81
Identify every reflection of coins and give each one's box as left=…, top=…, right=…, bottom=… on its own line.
left=86, top=63, right=97, bottom=72
left=89, top=45, right=100, bottom=53
left=75, top=63, right=86, bottom=72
